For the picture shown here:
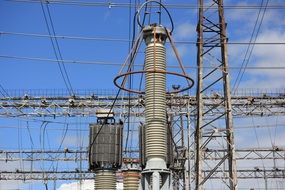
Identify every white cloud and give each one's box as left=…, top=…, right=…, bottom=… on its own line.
left=57, top=181, right=123, bottom=190
left=225, top=1, right=285, bottom=42
left=237, top=29, right=285, bottom=89
left=175, top=22, right=196, bottom=40
left=225, top=2, right=285, bottom=89
left=57, top=181, right=92, bottom=190
left=226, top=2, right=255, bottom=21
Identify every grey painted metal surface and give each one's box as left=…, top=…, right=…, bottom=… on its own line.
left=89, top=122, right=123, bottom=170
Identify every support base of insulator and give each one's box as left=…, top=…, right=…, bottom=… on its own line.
left=138, top=169, right=173, bottom=190
left=145, top=158, right=167, bottom=170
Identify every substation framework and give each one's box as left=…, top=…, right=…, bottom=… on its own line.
left=1, top=0, right=285, bottom=189
left=1, top=92, right=285, bottom=188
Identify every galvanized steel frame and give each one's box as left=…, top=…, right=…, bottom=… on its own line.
left=195, top=0, right=237, bottom=189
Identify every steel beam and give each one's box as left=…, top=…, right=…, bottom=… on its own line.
left=0, top=169, right=284, bottom=181
left=0, top=95, right=284, bottom=117
left=1, top=148, right=284, bottom=161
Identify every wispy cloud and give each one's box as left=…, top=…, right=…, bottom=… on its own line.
left=237, top=29, right=285, bottom=89
left=57, top=180, right=93, bottom=190
left=175, top=22, right=196, bottom=40
left=57, top=180, right=123, bottom=190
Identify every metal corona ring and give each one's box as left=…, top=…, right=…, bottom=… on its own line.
left=113, top=70, right=194, bottom=94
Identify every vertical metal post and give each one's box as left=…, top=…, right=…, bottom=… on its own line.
left=218, top=0, right=238, bottom=189
left=195, top=0, right=204, bottom=189
left=187, top=104, right=192, bottom=190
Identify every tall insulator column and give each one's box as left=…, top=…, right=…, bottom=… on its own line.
left=113, top=20, right=194, bottom=190
left=143, top=25, right=168, bottom=170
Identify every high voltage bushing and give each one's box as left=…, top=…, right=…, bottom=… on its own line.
left=89, top=109, right=123, bottom=190
left=113, top=2, right=194, bottom=189
left=114, top=22, right=194, bottom=189
left=144, top=25, right=167, bottom=168
left=139, top=24, right=173, bottom=190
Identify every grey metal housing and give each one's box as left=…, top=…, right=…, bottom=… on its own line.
left=89, top=122, right=123, bottom=170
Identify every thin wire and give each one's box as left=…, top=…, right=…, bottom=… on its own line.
left=159, top=0, right=162, bottom=24
left=2, top=54, right=285, bottom=69
left=39, top=121, right=48, bottom=178
left=17, top=120, right=24, bottom=171
left=51, top=118, right=69, bottom=175
left=44, top=183, right=48, bottom=190
left=265, top=117, right=274, bottom=148
left=147, top=1, right=152, bottom=25
left=1, top=120, right=285, bottom=131
left=88, top=90, right=121, bottom=161
left=251, top=117, right=267, bottom=172
left=124, top=0, right=147, bottom=156
left=138, top=0, right=151, bottom=91
left=26, top=121, right=34, bottom=148
left=40, top=1, right=74, bottom=95
left=273, top=116, right=279, bottom=147
left=1, top=31, right=285, bottom=45
left=232, top=0, right=265, bottom=91
left=45, top=4, right=74, bottom=94
left=124, top=0, right=133, bottom=155
left=57, top=123, right=69, bottom=151
left=232, top=0, right=269, bottom=93
left=6, top=0, right=285, bottom=10
left=0, top=84, right=10, bottom=97
left=0, top=31, right=130, bottom=41
left=89, top=23, right=142, bottom=161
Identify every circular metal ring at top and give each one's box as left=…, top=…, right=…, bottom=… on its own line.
left=136, top=0, right=174, bottom=34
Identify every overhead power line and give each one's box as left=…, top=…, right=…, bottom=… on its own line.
left=1, top=122, right=284, bottom=131
left=1, top=31, right=285, bottom=45
left=40, top=1, right=74, bottom=95
left=0, top=84, right=10, bottom=97
left=1, top=54, right=285, bottom=70
left=232, top=0, right=270, bottom=93
left=0, top=31, right=129, bottom=42
left=5, top=0, right=285, bottom=10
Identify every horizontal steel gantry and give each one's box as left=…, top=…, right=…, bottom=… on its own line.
left=0, top=94, right=285, bottom=117
left=1, top=148, right=285, bottom=162
left=0, top=169, right=284, bottom=181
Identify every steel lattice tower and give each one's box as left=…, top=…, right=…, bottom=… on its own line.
left=195, top=0, right=238, bottom=189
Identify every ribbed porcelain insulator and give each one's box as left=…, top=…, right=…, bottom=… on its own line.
left=123, top=171, right=140, bottom=190
left=145, top=42, right=167, bottom=161
left=95, top=170, right=116, bottom=190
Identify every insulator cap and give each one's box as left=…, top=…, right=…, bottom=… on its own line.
left=143, top=24, right=168, bottom=45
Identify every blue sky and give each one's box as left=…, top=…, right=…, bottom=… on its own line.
left=0, top=0, right=285, bottom=189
